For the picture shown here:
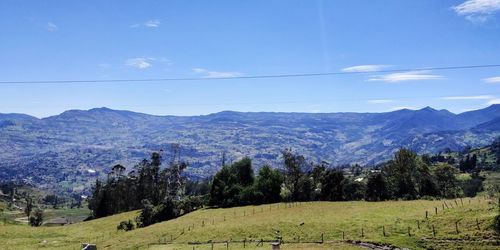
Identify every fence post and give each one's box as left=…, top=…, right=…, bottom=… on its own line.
left=435, top=207, right=437, bottom=215
left=342, top=231, right=345, bottom=240
left=476, top=218, right=480, bottom=230
left=417, top=220, right=420, bottom=229
left=455, top=221, right=459, bottom=234
left=226, top=241, right=229, bottom=250
left=361, top=228, right=364, bottom=237
left=432, top=225, right=436, bottom=237
left=243, top=238, right=246, bottom=248
left=383, top=226, right=386, bottom=237
left=442, top=204, right=445, bottom=210
left=321, top=233, right=324, bottom=243
left=408, top=227, right=411, bottom=237
left=425, top=211, right=428, bottom=219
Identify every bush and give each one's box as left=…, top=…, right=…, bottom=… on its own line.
left=117, top=220, right=135, bottom=231
left=494, top=214, right=500, bottom=235
left=29, top=208, right=43, bottom=227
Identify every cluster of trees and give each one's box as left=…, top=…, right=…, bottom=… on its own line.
left=86, top=141, right=496, bottom=228
left=88, top=147, right=203, bottom=228
left=24, top=196, right=44, bottom=227
left=208, top=148, right=486, bottom=207
left=209, top=157, right=283, bottom=207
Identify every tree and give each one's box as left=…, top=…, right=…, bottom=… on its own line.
left=383, top=148, right=418, bottom=199
left=433, top=163, right=460, bottom=198
left=255, top=165, right=283, bottom=204
left=232, top=157, right=254, bottom=187
left=24, top=196, right=33, bottom=217
left=282, top=149, right=306, bottom=201
left=136, top=199, right=155, bottom=228
left=29, top=208, right=43, bottom=227
left=365, top=173, right=389, bottom=201
left=209, top=157, right=256, bottom=207
left=415, top=162, right=439, bottom=197
left=342, top=179, right=366, bottom=201
left=319, top=169, right=344, bottom=201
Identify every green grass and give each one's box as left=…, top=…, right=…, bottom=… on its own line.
left=1, top=197, right=499, bottom=250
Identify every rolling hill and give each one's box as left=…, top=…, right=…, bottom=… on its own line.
left=0, top=198, right=498, bottom=249
left=1, top=105, right=500, bottom=193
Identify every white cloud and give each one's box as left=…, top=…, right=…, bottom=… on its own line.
left=441, top=95, right=494, bottom=100
left=367, top=99, right=394, bottom=104
left=46, top=22, right=58, bottom=31
left=341, top=65, right=390, bottom=73
left=125, top=57, right=171, bottom=69
left=368, top=71, right=443, bottom=83
left=487, top=98, right=500, bottom=105
left=484, top=76, right=500, bottom=83
left=193, top=68, right=242, bottom=78
left=144, top=20, right=160, bottom=28
left=126, top=58, right=152, bottom=69
left=452, top=0, right=500, bottom=22
left=131, top=20, right=160, bottom=28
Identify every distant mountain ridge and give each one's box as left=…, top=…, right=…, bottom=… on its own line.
left=1, top=105, right=499, bottom=193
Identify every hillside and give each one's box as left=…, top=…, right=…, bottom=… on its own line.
left=1, top=105, right=500, bottom=193
left=0, top=198, right=498, bottom=249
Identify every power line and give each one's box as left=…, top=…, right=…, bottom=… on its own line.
left=1, top=64, right=500, bottom=84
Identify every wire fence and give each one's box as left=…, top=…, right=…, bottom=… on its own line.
left=137, top=197, right=500, bottom=249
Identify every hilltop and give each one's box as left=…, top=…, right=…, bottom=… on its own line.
left=0, top=105, right=499, bottom=193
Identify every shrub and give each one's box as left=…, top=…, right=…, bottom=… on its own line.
left=117, top=220, right=135, bottom=231
left=28, top=208, right=43, bottom=227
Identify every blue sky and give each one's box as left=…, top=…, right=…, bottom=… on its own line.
left=1, top=0, right=500, bottom=117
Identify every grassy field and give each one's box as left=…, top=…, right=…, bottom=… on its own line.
left=1, top=197, right=499, bottom=250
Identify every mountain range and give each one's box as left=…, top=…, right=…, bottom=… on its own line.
left=1, top=105, right=499, bottom=194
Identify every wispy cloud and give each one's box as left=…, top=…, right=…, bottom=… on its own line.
left=126, top=58, right=152, bottom=69
left=193, top=68, right=242, bottom=78
left=487, top=98, right=500, bottom=105
left=341, top=65, right=390, bottom=73
left=46, top=22, right=58, bottom=32
left=367, top=99, right=394, bottom=104
left=452, top=0, right=500, bottom=22
left=441, top=95, right=494, bottom=100
left=484, top=76, right=500, bottom=83
left=125, top=57, right=171, bottom=69
left=131, top=20, right=160, bottom=28
left=368, top=71, right=443, bottom=83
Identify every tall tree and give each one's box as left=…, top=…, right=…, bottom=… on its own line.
left=319, top=169, right=344, bottom=201
left=255, top=165, right=283, bottom=204
left=282, top=148, right=306, bottom=201
left=365, top=172, right=388, bottom=201
left=384, top=148, right=418, bottom=199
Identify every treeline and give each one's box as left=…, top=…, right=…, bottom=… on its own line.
left=87, top=143, right=492, bottom=229
left=88, top=149, right=203, bottom=229
left=208, top=148, right=485, bottom=207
